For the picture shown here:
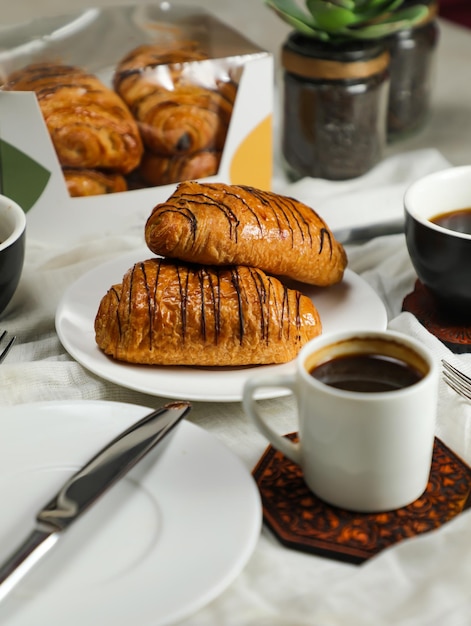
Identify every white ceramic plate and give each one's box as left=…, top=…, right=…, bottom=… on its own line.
left=55, top=250, right=387, bottom=402
left=0, top=400, right=261, bottom=626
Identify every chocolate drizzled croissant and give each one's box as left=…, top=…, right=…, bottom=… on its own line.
left=145, top=182, right=347, bottom=286
left=113, top=43, right=236, bottom=157
left=95, top=259, right=321, bottom=366
left=4, top=63, right=143, bottom=174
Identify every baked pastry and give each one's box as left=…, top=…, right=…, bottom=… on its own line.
left=63, top=168, right=128, bottom=197
left=95, top=259, right=321, bottom=366
left=138, top=150, right=220, bottom=186
left=114, top=44, right=236, bottom=157
left=113, top=43, right=210, bottom=102
left=4, top=63, right=143, bottom=173
left=145, top=182, right=347, bottom=286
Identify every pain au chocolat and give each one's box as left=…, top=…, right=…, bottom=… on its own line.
left=4, top=63, right=143, bottom=174
left=145, top=182, right=347, bottom=286
left=94, top=259, right=321, bottom=366
left=113, top=43, right=236, bottom=159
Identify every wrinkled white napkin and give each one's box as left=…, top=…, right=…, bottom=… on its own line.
left=275, top=148, right=451, bottom=235
left=179, top=235, right=471, bottom=626
left=1, top=148, right=471, bottom=626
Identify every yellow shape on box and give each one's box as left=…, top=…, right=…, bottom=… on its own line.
left=230, top=115, right=272, bottom=191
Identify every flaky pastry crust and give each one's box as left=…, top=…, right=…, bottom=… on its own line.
left=95, top=259, right=321, bottom=366
left=145, top=182, right=347, bottom=286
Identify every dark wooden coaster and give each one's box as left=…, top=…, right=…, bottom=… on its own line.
left=253, top=434, right=471, bottom=565
left=402, top=280, right=471, bottom=353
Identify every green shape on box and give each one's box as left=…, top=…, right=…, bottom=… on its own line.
left=0, top=139, right=51, bottom=212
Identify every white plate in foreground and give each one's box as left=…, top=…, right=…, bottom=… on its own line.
left=0, top=401, right=261, bottom=626
left=56, top=250, right=387, bottom=402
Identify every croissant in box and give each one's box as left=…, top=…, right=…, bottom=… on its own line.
left=63, top=168, right=128, bottom=197
left=4, top=63, right=143, bottom=174
left=113, top=43, right=236, bottom=159
left=95, top=259, right=321, bottom=366
left=145, top=182, right=347, bottom=287
left=138, top=150, right=220, bottom=186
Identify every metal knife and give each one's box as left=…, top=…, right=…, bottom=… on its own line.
left=334, top=218, right=404, bottom=244
left=0, top=400, right=191, bottom=603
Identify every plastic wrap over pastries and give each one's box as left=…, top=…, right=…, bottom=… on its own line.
left=95, top=259, right=322, bottom=366
left=145, top=181, right=347, bottom=286
left=114, top=42, right=236, bottom=186
left=3, top=42, right=238, bottom=194
left=114, top=43, right=236, bottom=156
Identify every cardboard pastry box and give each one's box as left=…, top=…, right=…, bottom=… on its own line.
left=0, top=4, right=273, bottom=244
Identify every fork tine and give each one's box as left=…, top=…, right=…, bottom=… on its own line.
left=442, top=359, right=471, bottom=401
left=0, top=331, right=16, bottom=364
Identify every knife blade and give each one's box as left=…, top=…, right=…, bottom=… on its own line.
left=0, top=400, right=191, bottom=603
left=333, top=218, right=404, bottom=244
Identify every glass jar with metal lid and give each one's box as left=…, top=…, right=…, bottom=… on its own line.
left=281, top=33, right=390, bottom=181
left=386, top=0, right=439, bottom=140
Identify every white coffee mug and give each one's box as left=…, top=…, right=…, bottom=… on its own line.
left=243, top=329, right=439, bottom=512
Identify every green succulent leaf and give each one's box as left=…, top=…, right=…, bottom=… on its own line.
left=341, top=5, right=429, bottom=38
left=354, top=0, right=406, bottom=20
left=265, top=0, right=430, bottom=41
left=306, top=0, right=362, bottom=30
left=328, top=0, right=357, bottom=9
left=264, top=0, right=331, bottom=38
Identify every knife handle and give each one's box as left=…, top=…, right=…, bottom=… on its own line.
left=0, top=528, right=59, bottom=603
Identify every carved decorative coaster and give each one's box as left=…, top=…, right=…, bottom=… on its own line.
left=402, top=280, right=471, bottom=353
left=253, top=434, right=471, bottom=565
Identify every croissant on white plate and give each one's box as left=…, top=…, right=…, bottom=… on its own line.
left=95, top=259, right=322, bottom=366
left=145, top=182, right=348, bottom=286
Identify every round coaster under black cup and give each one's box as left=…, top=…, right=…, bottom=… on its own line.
left=252, top=433, right=471, bottom=565
left=402, top=280, right=471, bottom=353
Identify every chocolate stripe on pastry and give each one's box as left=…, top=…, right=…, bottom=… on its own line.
left=145, top=182, right=347, bottom=286
left=94, top=259, right=321, bottom=366
left=4, top=63, right=143, bottom=174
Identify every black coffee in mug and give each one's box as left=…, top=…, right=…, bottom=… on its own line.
left=309, top=352, right=423, bottom=392
left=430, top=207, right=471, bottom=235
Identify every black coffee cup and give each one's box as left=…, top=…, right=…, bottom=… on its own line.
left=404, top=166, right=471, bottom=319
left=0, top=195, right=26, bottom=316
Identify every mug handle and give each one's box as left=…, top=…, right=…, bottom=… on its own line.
left=242, top=374, right=301, bottom=465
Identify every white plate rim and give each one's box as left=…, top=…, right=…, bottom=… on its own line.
left=0, top=400, right=262, bottom=626
left=55, top=249, right=388, bottom=402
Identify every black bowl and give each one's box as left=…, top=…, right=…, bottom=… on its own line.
left=0, top=196, right=26, bottom=315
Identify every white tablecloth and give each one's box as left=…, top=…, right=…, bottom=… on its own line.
left=1, top=148, right=471, bottom=625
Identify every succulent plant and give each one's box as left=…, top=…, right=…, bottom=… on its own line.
left=265, top=0, right=430, bottom=42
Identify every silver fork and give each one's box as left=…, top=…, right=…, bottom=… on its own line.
left=0, top=331, right=16, bottom=364
left=442, top=359, right=471, bottom=401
